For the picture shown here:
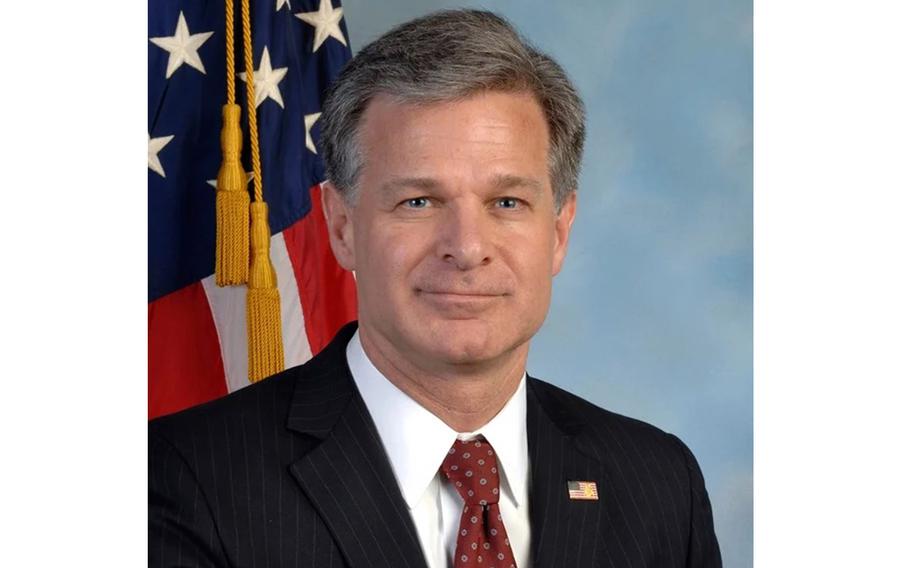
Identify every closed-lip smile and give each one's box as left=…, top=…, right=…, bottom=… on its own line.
left=417, top=289, right=506, bottom=297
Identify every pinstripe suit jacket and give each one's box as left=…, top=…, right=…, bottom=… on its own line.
left=149, top=323, right=721, bottom=567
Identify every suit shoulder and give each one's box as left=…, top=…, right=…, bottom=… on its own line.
left=149, top=364, right=300, bottom=448
left=527, top=377, right=691, bottom=469
left=528, top=376, right=671, bottom=437
left=528, top=378, right=721, bottom=563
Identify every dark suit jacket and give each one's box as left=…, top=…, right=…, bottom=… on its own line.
left=149, top=322, right=722, bottom=567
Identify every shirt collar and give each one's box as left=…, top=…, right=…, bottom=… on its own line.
left=346, top=330, right=529, bottom=510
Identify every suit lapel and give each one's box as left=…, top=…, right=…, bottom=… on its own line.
left=286, top=324, right=428, bottom=568
left=527, top=378, right=611, bottom=567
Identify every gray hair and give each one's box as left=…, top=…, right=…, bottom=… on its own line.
left=320, top=9, right=586, bottom=210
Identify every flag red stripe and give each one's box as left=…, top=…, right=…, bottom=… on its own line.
left=283, top=184, right=358, bottom=355
left=149, top=281, right=228, bottom=419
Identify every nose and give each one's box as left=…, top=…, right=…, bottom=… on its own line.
left=436, top=203, right=492, bottom=270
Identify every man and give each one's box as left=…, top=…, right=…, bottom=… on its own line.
left=150, top=9, right=722, bottom=568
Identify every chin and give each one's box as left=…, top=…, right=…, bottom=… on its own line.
left=435, top=341, right=498, bottom=365
left=424, top=320, right=531, bottom=367
left=409, top=320, right=490, bottom=363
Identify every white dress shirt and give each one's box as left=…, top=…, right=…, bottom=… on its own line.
left=347, top=330, right=531, bottom=568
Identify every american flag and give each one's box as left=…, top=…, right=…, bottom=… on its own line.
left=148, top=0, right=357, bottom=419
left=567, top=480, right=599, bottom=500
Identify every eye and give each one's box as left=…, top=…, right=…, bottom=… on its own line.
left=495, top=197, right=521, bottom=209
left=403, top=197, right=430, bottom=209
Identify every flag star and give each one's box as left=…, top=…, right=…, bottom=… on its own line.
left=276, top=0, right=291, bottom=10
left=304, top=112, right=321, bottom=154
left=149, top=11, right=214, bottom=79
left=295, top=0, right=347, bottom=53
left=148, top=134, right=175, bottom=178
left=238, top=47, right=289, bottom=108
left=207, top=171, right=254, bottom=189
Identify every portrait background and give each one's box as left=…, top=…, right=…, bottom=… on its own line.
left=343, top=1, right=754, bottom=565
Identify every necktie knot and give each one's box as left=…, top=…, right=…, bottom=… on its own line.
left=441, top=437, right=502, bottom=506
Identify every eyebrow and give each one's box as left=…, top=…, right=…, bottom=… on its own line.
left=379, top=174, right=545, bottom=196
left=379, top=177, right=442, bottom=195
left=488, top=174, right=545, bottom=196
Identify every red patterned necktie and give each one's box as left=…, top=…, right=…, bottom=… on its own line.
left=441, top=437, right=518, bottom=568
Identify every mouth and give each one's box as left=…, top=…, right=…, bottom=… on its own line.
left=416, top=289, right=507, bottom=298
left=415, top=289, right=508, bottom=315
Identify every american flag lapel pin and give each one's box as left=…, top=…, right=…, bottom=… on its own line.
left=567, top=480, right=599, bottom=501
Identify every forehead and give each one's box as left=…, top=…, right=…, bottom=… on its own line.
left=360, top=91, right=549, bottom=155
left=356, top=91, right=550, bottom=183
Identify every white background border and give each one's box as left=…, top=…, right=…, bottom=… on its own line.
left=2, top=1, right=909, bottom=564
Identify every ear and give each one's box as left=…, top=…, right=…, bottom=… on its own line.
left=321, top=182, right=356, bottom=271
left=551, top=191, right=577, bottom=276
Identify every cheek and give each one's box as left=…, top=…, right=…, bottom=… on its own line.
left=502, top=246, right=553, bottom=294
left=359, top=224, right=430, bottom=291
left=513, top=228, right=557, bottom=273
left=508, top=236, right=557, bottom=306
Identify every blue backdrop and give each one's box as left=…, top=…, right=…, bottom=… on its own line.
left=342, top=1, right=753, bottom=565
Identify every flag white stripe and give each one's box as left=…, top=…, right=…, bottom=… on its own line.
left=275, top=231, right=312, bottom=369
left=201, top=272, right=248, bottom=393
left=202, top=232, right=311, bottom=393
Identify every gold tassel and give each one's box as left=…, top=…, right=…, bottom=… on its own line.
left=247, top=201, right=284, bottom=382
left=238, top=0, right=283, bottom=382
left=215, top=104, right=250, bottom=286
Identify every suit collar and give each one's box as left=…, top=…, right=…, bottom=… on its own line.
left=285, top=321, right=358, bottom=439
left=526, top=377, right=611, bottom=567
left=286, top=322, right=429, bottom=568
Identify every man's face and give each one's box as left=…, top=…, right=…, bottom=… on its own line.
left=324, top=91, right=576, bottom=371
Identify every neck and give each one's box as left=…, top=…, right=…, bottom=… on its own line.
left=357, top=327, right=527, bottom=432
